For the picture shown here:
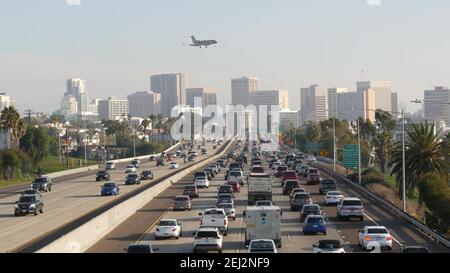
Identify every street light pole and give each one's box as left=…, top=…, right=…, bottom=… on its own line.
left=357, top=118, right=361, bottom=185
left=401, top=109, right=406, bottom=212
left=333, top=118, right=336, bottom=173
left=133, top=130, right=136, bottom=158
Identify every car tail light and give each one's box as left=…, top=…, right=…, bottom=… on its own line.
left=386, top=235, right=392, bottom=241
left=364, top=236, right=372, bottom=241
left=172, top=228, right=177, bottom=232
left=224, top=219, right=227, bottom=225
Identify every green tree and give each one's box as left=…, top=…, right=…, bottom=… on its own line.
left=0, top=106, right=24, bottom=148
left=389, top=122, right=450, bottom=199
left=0, top=149, right=21, bottom=179
left=19, top=127, right=49, bottom=169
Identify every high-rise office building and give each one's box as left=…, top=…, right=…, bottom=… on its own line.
left=88, top=99, right=100, bottom=114
left=66, top=78, right=89, bottom=114
left=357, top=81, right=392, bottom=112
left=127, top=91, right=161, bottom=118
left=231, top=77, right=259, bottom=106
left=98, top=97, right=129, bottom=120
left=337, top=90, right=375, bottom=123
left=60, top=95, right=78, bottom=117
left=391, top=92, right=398, bottom=114
left=150, top=73, right=186, bottom=117
left=248, top=90, right=289, bottom=110
left=424, top=86, right=450, bottom=125
left=280, top=110, right=301, bottom=129
left=186, top=87, right=218, bottom=108
left=0, top=93, right=12, bottom=111
left=327, top=88, right=349, bottom=118
left=300, top=85, right=327, bottom=125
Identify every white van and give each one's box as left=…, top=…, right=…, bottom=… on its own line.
left=244, top=206, right=282, bottom=248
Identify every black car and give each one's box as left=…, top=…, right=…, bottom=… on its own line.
left=183, top=185, right=199, bottom=198
left=204, top=168, right=215, bottom=178
left=96, top=170, right=111, bottom=181
left=31, top=177, right=52, bottom=192
left=300, top=204, right=322, bottom=222
left=319, top=179, right=337, bottom=194
left=14, top=194, right=44, bottom=216
left=140, top=170, right=154, bottom=180
left=156, top=158, right=165, bottom=166
left=125, top=173, right=141, bottom=185
left=283, top=180, right=300, bottom=195
left=21, top=189, right=42, bottom=198
left=149, top=156, right=156, bottom=161
left=401, top=246, right=430, bottom=253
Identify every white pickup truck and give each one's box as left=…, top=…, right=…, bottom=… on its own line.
left=199, top=208, right=229, bottom=235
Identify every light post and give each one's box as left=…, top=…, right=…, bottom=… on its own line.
left=357, top=118, right=361, bottom=185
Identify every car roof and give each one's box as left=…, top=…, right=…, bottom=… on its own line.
left=343, top=197, right=361, bottom=201
left=197, top=227, right=219, bottom=232
left=159, top=218, right=177, bottom=222
left=364, top=226, right=388, bottom=229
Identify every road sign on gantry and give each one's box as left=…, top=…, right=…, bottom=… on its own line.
left=343, top=144, right=359, bottom=169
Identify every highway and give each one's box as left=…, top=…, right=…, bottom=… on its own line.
left=0, top=142, right=220, bottom=253
left=89, top=142, right=449, bottom=253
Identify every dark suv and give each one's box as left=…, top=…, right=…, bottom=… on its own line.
left=319, top=179, right=337, bottom=194
left=283, top=180, right=300, bottom=195
left=125, top=173, right=141, bottom=185
left=96, top=170, right=110, bottom=181
left=140, top=170, right=154, bottom=180
left=31, top=177, right=52, bottom=192
left=14, top=194, right=44, bottom=216
left=183, top=185, right=199, bottom=198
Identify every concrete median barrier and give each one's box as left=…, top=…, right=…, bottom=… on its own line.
left=36, top=139, right=234, bottom=253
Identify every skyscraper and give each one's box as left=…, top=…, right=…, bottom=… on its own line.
left=327, top=88, right=349, bottom=118
left=98, top=97, right=129, bottom=120
left=337, top=90, right=375, bottom=123
left=391, top=92, right=398, bottom=114
left=66, top=78, right=89, bottom=114
left=248, top=90, right=289, bottom=110
left=300, top=85, right=327, bottom=125
left=231, top=77, right=259, bottom=106
left=357, top=81, right=392, bottom=112
left=186, top=87, right=218, bottom=108
left=151, top=73, right=186, bottom=117
left=127, top=91, right=161, bottom=118
left=424, top=86, right=450, bottom=125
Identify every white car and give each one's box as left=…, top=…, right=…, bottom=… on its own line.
left=358, top=226, right=393, bottom=251
left=125, top=165, right=137, bottom=173
left=248, top=239, right=278, bottom=253
left=155, top=219, right=182, bottom=239
left=325, top=191, right=344, bottom=205
left=169, top=162, right=179, bottom=169
left=193, top=227, right=223, bottom=253
left=217, top=203, right=236, bottom=220
left=271, top=161, right=281, bottom=170
left=194, top=177, right=210, bottom=188
left=105, top=161, right=116, bottom=170
left=313, top=240, right=346, bottom=253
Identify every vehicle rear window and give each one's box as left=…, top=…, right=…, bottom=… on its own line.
left=104, top=183, right=115, bottom=187
left=251, top=167, right=264, bottom=173
left=185, top=185, right=196, bottom=190
left=175, top=197, right=189, bottom=201
left=367, top=228, right=388, bottom=234
left=295, top=193, right=310, bottom=199
left=34, top=177, right=48, bottom=183
left=250, top=241, right=274, bottom=249
left=196, top=231, right=220, bottom=239
left=278, top=167, right=287, bottom=171
left=307, top=217, right=324, bottom=224
left=218, top=204, right=233, bottom=209
left=204, top=210, right=225, bottom=215
left=19, top=196, right=35, bottom=203
left=159, top=220, right=176, bottom=226
left=230, top=172, right=241, bottom=177
left=319, top=241, right=342, bottom=249
left=343, top=200, right=362, bottom=206
left=127, top=245, right=151, bottom=253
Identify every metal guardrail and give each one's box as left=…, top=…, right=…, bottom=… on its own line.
left=314, top=156, right=450, bottom=249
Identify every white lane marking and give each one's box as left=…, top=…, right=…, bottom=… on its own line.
left=363, top=212, right=404, bottom=247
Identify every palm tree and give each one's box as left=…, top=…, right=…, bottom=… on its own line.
left=0, top=106, right=22, bottom=148
left=389, top=122, right=449, bottom=199
left=139, top=119, right=150, bottom=134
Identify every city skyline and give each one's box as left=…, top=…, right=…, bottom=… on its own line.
left=1, top=1, right=450, bottom=113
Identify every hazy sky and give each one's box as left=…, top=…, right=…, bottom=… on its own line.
left=1, top=0, right=449, bottom=114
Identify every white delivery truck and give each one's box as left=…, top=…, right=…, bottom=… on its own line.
left=247, top=173, right=272, bottom=205
left=244, top=205, right=282, bottom=248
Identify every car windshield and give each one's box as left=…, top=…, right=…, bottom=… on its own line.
left=303, top=205, right=320, bottom=212
left=98, top=171, right=107, bottom=174
left=250, top=241, right=274, bottom=249
left=142, top=171, right=150, bottom=175
left=196, top=231, right=220, bottom=239
left=159, top=220, right=176, bottom=226
left=328, top=192, right=341, bottom=196
left=307, top=217, right=324, bottom=224
left=127, top=165, right=134, bottom=168
left=33, top=177, right=47, bottom=183
left=367, top=228, right=388, bottom=234
left=318, top=241, right=342, bottom=249
left=104, top=183, right=116, bottom=187
left=295, top=194, right=310, bottom=199
left=128, top=174, right=138, bottom=178
left=19, top=196, right=35, bottom=203
left=127, top=245, right=151, bottom=253
left=343, top=200, right=362, bottom=206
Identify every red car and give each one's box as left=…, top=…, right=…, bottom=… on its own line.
left=305, top=168, right=320, bottom=177
left=306, top=173, right=322, bottom=185
left=227, top=181, right=241, bottom=193
left=281, top=171, right=298, bottom=187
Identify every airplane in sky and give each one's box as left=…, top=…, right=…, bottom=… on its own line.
left=189, top=36, right=217, bottom=48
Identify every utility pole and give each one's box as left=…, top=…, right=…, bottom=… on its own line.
left=401, top=109, right=406, bottom=213
left=23, top=109, right=35, bottom=125
left=333, top=118, right=336, bottom=173
left=65, top=125, right=69, bottom=169
left=357, top=118, right=361, bottom=185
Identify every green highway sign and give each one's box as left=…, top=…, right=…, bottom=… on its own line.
left=343, top=144, right=359, bottom=169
